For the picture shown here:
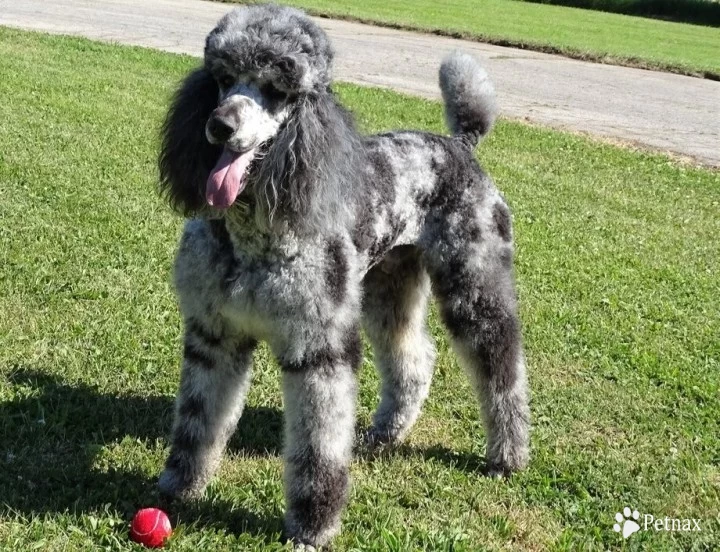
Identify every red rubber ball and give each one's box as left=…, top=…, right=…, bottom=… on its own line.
left=130, top=508, right=172, bottom=548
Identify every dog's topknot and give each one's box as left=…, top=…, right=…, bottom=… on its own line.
left=205, top=4, right=334, bottom=93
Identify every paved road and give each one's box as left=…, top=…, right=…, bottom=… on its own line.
left=2, top=0, right=718, bottom=166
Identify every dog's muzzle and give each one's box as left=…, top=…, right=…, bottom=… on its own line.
left=207, top=114, right=236, bottom=143
left=206, top=101, right=244, bottom=144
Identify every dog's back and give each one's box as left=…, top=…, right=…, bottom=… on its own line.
left=352, top=51, right=502, bottom=269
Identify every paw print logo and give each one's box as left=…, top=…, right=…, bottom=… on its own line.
left=614, top=507, right=641, bottom=539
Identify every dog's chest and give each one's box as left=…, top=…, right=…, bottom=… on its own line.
left=218, top=225, right=354, bottom=344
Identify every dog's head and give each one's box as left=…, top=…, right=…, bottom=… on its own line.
left=159, top=5, right=353, bottom=219
left=202, top=6, right=333, bottom=208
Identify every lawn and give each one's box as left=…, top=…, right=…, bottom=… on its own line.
left=227, top=0, right=720, bottom=79
left=1, top=27, right=719, bottom=551
left=518, top=0, right=720, bottom=27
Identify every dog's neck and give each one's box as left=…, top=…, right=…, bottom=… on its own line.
left=212, top=195, right=306, bottom=257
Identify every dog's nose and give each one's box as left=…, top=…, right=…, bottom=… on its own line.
left=207, top=115, right=236, bottom=143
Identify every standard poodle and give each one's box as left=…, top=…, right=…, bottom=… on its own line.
left=157, top=4, right=530, bottom=547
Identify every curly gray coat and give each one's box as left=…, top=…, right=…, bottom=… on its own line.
left=157, top=4, right=530, bottom=547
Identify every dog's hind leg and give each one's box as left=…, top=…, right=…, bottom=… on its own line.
left=361, top=246, right=436, bottom=446
left=424, top=211, right=530, bottom=475
left=159, top=318, right=255, bottom=499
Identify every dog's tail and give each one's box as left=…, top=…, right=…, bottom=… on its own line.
left=439, top=51, right=497, bottom=148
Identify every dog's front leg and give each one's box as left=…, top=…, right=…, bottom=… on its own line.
left=280, top=331, right=361, bottom=548
left=159, top=319, right=256, bottom=500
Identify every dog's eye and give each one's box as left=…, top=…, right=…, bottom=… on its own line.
left=261, top=82, right=288, bottom=103
left=218, top=75, right=234, bottom=89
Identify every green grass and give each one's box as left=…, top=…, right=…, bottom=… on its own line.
left=1, top=27, right=719, bottom=551
left=228, top=0, right=720, bottom=79
left=518, top=0, right=720, bottom=27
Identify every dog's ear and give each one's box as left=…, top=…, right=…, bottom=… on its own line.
left=159, top=68, right=222, bottom=215
left=257, top=90, right=360, bottom=231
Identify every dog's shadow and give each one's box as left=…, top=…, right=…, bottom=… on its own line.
left=356, top=442, right=487, bottom=475
left=1, top=368, right=488, bottom=541
left=0, top=368, right=284, bottom=540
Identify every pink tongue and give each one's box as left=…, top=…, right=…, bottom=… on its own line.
left=206, top=147, right=255, bottom=209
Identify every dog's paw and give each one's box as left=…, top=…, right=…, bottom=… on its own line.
left=485, top=439, right=529, bottom=478
left=484, top=453, right=528, bottom=479
left=361, top=425, right=402, bottom=450
left=293, top=544, right=317, bottom=552
left=284, top=512, right=339, bottom=551
left=484, top=463, right=511, bottom=479
left=158, top=469, right=205, bottom=501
